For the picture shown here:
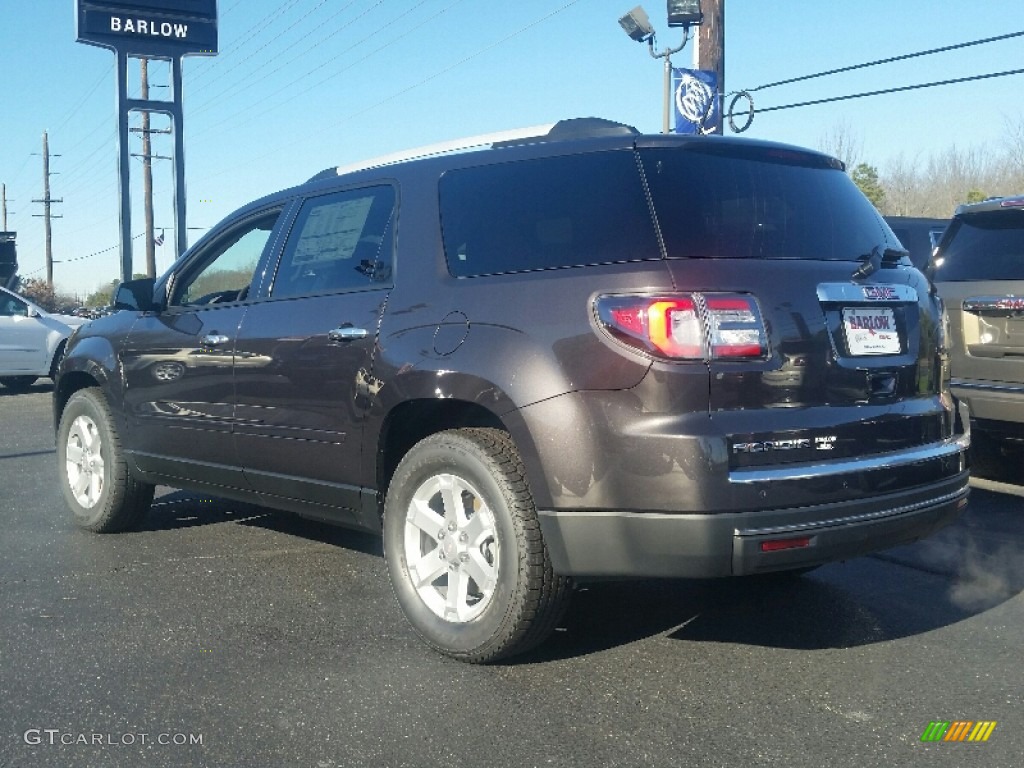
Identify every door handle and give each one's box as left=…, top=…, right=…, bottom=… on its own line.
left=328, top=327, right=369, bottom=342
left=201, top=333, right=231, bottom=346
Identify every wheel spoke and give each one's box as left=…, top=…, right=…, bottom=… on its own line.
left=72, top=471, right=90, bottom=498
left=462, top=509, right=492, bottom=546
left=438, top=475, right=463, bottom=526
left=89, top=472, right=103, bottom=505
left=80, top=421, right=99, bottom=453
left=463, top=550, right=496, bottom=596
left=65, top=444, right=84, bottom=464
left=444, top=566, right=470, bottom=621
left=408, top=549, right=447, bottom=589
left=407, top=497, right=444, bottom=537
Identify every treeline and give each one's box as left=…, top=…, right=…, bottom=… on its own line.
left=821, top=116, right=1024, bottom=218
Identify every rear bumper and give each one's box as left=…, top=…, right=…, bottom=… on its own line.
left=540, top=479, right=969, bottom=578
left=538, top=434, right=970, bottom=579
left=952, top=379, right=1024, bottom=429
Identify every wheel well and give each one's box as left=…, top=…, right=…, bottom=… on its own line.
left=376, top=399, right=506, bottom=510
left=54, top=371, right=101, bottom=429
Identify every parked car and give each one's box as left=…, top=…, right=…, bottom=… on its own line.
left=54, top=119, right=970, bottom=662
left=930, top=195, right=1024, bottom=447
left=0, top=285, right=84, bottom=391
left=883, top=216, right=949, bottom=271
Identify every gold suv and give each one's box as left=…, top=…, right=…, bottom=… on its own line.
left=932, top=195, right=1024, bottom=448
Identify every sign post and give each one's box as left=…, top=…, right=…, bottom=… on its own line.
left=75, top=0, right=218, bottom=283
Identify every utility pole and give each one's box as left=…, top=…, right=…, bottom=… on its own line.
left=141, top=58, right=156, bottom=278
left=32, top=131, right=63, bottom=288
left=2, top=183, right=8, bottom=230
left=695, top=0, right=725, bottom=134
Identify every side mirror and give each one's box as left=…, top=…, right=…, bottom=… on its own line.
left=113, top=278, right=160, bottom=312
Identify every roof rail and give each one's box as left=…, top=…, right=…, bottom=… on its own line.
left=311, top=118, right=639, bottom=181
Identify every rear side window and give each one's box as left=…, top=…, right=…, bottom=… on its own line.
left=640, top=146, right=894, bottom=261
left=272, top=185, right=395, bottom=297
left=932, top=212, right=1024, bottom=281
left=440, top=150, right=661, bottom=277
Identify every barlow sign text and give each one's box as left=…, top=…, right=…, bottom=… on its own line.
left=76, top=0, right=218, bottom=56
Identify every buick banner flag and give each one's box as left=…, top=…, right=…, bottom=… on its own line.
left=673, top=68, right=719, bottom=134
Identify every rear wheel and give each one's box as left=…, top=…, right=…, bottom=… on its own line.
left=57, top=388, right=154, bottom=532
left=383, top=428, right=572, bottom=663
left=0, top=376, right=37, bottom=391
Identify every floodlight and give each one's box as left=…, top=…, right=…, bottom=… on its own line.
left=666, top=0, right=703, bottom=27
left=618, top=6, right=655, bottom=42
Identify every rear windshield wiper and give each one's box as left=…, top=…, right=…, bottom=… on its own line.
left=852, top=245, right=909, bottom=279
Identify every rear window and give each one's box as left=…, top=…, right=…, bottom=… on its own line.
left=932, top=211, right=1024, bottom=281
left=440, top=150, right=661, bottom=277
left=640, top=146, right=894, bottom=261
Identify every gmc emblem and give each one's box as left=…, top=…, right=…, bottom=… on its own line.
left=862, top=286, right=898, bottom=301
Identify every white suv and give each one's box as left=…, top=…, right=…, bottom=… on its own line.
left=0, top=286, right=84, bottom=391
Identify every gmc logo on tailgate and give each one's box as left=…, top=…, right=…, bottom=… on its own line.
left=862, top=286, right=898, bottom=301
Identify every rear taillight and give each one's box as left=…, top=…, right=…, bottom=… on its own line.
left=596, top=293, right=769, bottom=361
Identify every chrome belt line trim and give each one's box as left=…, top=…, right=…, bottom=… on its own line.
left=952, top=380, right=1024, bottom=393
left=729, top=436, right=968, bottom=485
left=736, top=485, right=969, bottom=537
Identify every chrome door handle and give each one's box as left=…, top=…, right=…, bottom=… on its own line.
left=328, top=327, right=369, bottom=342
left=201, top=333, right=231, bottom=346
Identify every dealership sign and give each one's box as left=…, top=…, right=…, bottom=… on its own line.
left=76, top=0, right=218, bottom=56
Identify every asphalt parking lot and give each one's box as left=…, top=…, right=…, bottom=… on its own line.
left=1, top=384, right=1022, bottom=768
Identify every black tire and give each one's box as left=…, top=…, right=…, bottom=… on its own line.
left=383, top=428, right=572, bottom=663
left=57, top=388, right=155, bottom=533
left=48, top=340, right=67, bottom=380
left=0, top=376, right=37, bottom=391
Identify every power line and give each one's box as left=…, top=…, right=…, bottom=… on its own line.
left=750, top=30, right=1024, bottom=93
left=191, top=0, right=334, bottom=94
left=751, top=68, right=1024, bottom=115
left=190, top=0, right=374, bottom=115
left=190, top=0, right=439, bottom=139
left=194, top=0, right=582, bottom=184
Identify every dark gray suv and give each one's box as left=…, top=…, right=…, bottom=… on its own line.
left=55, top=119, right=970, bottom=662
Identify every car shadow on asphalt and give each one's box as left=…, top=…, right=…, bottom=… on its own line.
left=142, top=488, right=383, bottom=557
left=138, top=487, right=1022, bottom=665
left=0, top=381, right=53, bottom=397
left=513, top=492, right=1024, bottom=664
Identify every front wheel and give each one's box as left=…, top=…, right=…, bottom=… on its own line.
left=383, top=428, right=572, bottom=663
left=57, top=388, right=154, bottom=532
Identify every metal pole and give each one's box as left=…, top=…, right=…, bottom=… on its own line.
left=663, top=55, right=672, bottom=134
left=43, top=131, right=53, bottom=288
left=171, top=56, right=188, bottom=259
left=141, top=59, right=156, bottom=278
left=116, top=50, right=133, bottom=283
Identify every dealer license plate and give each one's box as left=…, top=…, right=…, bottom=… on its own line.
left=842, top=307, right=900, bottom=355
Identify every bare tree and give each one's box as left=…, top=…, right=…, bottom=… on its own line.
left=881, top=153, right=925, bottom=216
left=1003, top=114, right=1024, bottom=192
left=817, top=120, right=863, bottom=172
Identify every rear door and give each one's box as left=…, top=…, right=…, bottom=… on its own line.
left=233, top=184, right=396, bottom=519
left=933, top=210, right=1024, bottom=388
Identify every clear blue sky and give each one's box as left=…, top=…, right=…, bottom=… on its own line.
left=2, top=0, right=1022, bottom=297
